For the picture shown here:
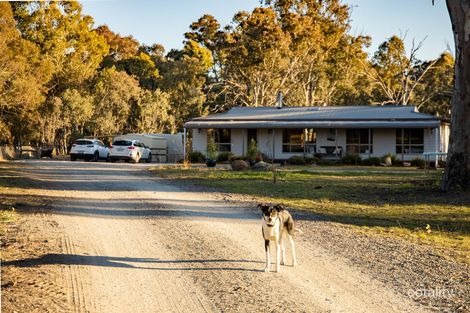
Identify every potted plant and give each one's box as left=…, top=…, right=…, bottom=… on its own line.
left=206, top=138, right=218, bottom=167
left=246, top=139, right=258, bottom=166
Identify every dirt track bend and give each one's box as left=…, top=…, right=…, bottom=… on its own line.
left=2, top=160, right=431, bottom=313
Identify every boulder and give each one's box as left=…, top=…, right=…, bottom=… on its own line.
left=231, top=159, right=250, bottom=171
left=252, top=161, right=273, bottom=172
left=384, top=156, right=392, bottom=166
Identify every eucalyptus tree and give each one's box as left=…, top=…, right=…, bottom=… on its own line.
left=11, top=1, right=108, bottom=145
left=0, top=2, right=52, bottom=144
left=91, top=67, right=141, bottom=136
left=158, top=40, right=213, bottom=128
left=414, top=52, right=454, bottom=118
left=440, top=0, right=470, bottom=190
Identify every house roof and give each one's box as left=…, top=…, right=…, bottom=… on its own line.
left=184, top=106, right=442, bottom=129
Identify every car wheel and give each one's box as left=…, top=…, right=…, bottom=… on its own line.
left=106, top=153, right=110, bottom=162
left=93, top=151, right=99, bottom=162
left=146, top=153, right=152, bottom=163
left=71, top=156, right=77, bottom=161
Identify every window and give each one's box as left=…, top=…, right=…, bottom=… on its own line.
left=282, top=129, right=316, bottom=153
left=208, top=129, right=231, bottom=152
left=346, top=129, right=373, bottom=155
left=396, top=129, right=424, bottom=154
left=304, top=128, right=316, bottom=154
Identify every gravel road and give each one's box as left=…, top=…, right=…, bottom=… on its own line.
left=2, top=160, right=466, bottom=312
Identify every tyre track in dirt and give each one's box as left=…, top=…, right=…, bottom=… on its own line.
left=2, top=160, right=433, bottom=312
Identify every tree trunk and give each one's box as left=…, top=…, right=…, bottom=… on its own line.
left=441, top=1, right=470, bottom=191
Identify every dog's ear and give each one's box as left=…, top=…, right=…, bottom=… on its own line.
left=274, top=204, right=287, bottom=212
left=258, top=203, right=269, bottom=213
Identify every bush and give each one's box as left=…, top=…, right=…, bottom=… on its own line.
left=382, top=154, right=401, bottom=166
left=246, top=139, right=258, bottom=161
left=341, top=154, right=362, bottom=165
left=304, top=156, right=320, bottom=165
left=217, top=152, right=234, bottom=163
left=361, top=157, right=382, bottom=166
left=411, top=157, right=426, bottom=168
left=188, top=151, right=205, bottom=163
left=206, top=138, right=218, bottom=160
left=287, top=155, right=307, bottom=165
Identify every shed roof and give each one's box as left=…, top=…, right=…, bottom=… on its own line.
left=184, top=106, right=441, bottom=129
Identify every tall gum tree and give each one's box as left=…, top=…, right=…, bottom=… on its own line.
left=441, top=1, right=470, bottom=190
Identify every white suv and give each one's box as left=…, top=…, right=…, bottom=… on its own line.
left=70, top=139, right=110, bottom=162
left=109, top=139, right=152, bottom=163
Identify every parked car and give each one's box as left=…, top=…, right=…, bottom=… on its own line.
left=70, top=139, right=110, bottom=162
left=109, top=140, right=152, bottom=163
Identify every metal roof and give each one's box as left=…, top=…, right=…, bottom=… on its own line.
left=184, top=106, right=441, bottom=129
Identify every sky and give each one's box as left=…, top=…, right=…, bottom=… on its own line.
left=80, top=0, right=453, bottom=61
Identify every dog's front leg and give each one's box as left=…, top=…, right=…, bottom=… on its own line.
left=275, top=240, right=281, bottom=272
left=264, top=240, right=270, bottom=272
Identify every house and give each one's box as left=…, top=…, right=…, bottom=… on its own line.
left=183, top=105, right=449, bottom=162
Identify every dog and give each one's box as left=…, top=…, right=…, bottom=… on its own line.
left=259, top=203, right=301, bottom=272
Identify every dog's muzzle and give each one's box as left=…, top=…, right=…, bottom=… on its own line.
left=265, top=216, right=277, bottom=227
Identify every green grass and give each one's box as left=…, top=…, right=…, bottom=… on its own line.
left=152, top=166, right=470, bottom=264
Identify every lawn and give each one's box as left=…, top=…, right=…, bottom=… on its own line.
left=151, top=165, right=470, bottom=264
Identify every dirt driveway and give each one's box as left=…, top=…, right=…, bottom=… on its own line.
left=0, top=160, right=438, bottom=312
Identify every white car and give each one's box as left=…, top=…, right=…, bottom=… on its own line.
left=109, top=139, right=152, bottom=163
left=70, top=139, right=110, bottom=162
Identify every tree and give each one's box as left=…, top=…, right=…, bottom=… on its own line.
left=12, top=2, right=108, bottom=92
left=268, top=0, right=371, bottom=106
left=414, top=52, right=454, bottom=118
left=136, top=90, right=176, bottom=134
left=187, top=1, right=371, bottom=109
left=116, top=52, right=160, bottom=90
left=223, top=8, right=292, bottom=107
left=91, top=67, right=141, bottom=136
left=440, top=1, right=470, bottom=191
left=0, top=2, right=52, bottom=144
left=11, top=1, right=109, bottom=145
left=365, top=36, right=439, bottom=106
left=159, top=41, right=213, bottom=128
left=58, top=89, right=94, bottom=151
left=95, top=25, right=139, bottom=65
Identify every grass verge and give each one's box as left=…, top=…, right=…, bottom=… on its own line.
left=151, top=165, right=470, bottom=264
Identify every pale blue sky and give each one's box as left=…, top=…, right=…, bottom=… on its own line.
left=81, top=0, right=453, bottom=61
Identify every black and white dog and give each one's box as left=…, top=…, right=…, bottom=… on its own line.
left=259, top=203, right=301, bottom=272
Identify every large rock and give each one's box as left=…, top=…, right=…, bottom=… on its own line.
left=231, top=159, right=250, bottom=171
left=252, top=161, right=273, bottom=172
left=384, top=156, right=392, bottom=166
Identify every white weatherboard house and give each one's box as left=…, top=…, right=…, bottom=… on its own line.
left=184, top=106, right=449, bottom=162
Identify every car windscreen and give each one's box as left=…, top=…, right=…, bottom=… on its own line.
left=74, top=140, right=93, bottom=145
left=112, top=140, right=133, bottom=146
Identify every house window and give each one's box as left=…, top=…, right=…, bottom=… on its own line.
left=208, top=129, right=231, bottom=152
left=305, top=128, right=316, bottom=154
left=283, top=129, right=303, bottom=153
left=282, top=129, right=316, bottom=153
left=346, top=129, right=373, bottom=155
left=396, top=129, right=424, bottom=154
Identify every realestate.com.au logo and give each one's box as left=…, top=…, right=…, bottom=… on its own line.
left=407, top=287, right=455, bottom=298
